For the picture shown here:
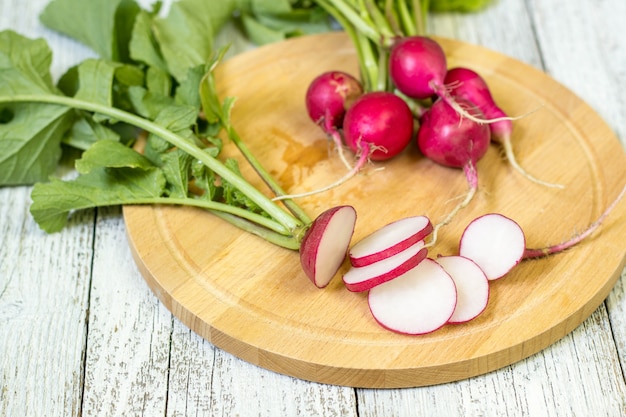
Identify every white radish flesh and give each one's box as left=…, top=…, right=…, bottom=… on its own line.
left=459, top=213, right=526, bottom=280
left=349, top=215, right=433, bottom=267
left=343, top=241, right=428, bottom=292
left=368, top=259, right=457, bottom=335
left=435, top=256, right=489, bottom=323
left=299, top=205, right=357, bottom=288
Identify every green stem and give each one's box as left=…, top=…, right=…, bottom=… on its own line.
left=225, top=126, right=312, bottom=224
left=3, top=94, right=304, bottom=233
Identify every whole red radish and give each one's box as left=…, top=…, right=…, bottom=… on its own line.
left=389, top=36, right=501, bottom=124
left=343, top=91, right=414, bottom=161
left=417, top=98, right=490, bottom=244
left=305, top=70, right=363, bottom=130
left=299, top=205, right=357, bottom=288
left=444, top=67, right=562, bottom=188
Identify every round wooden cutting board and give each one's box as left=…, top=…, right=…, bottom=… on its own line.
left=124, top=32, right=626, bottom=388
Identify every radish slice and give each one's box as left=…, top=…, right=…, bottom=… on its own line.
left=435, top=256, right=490, bottom=323
left=368, top=259, right=457, bottom=335
left=299, top=205, right=357, bottom=288
left=459, top=213, right=526, bottom=280
left=343, top=241, right=428, bottom=292
left=349, top=216, right=433, bottom=267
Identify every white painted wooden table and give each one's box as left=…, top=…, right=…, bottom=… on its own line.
left=2, top=0, right=625, bottom=415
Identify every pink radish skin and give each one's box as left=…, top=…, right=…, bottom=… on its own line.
left=444, top=67, right=562, bottom=188
left=435, top=256, right=490, bottom=323
left=343, top=242, right=428, bottom=292
left=389, top=36, right=504, bottom=124
left=368, top=258, right=457, bottom=335
left=305, top=71, right=363, bottom=170
left=459, top=213, right=526, bottom=281
left=299, top=205, right=357, bottom=288
left=417, top=98, right=490, bottom=245
left=349, top=215, right=433, bottom=267
left=305, top=71, right=363, bottom=130
left=343, top=91, right=414, bottom=161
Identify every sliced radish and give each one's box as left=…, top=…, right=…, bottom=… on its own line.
left=343, top=241, right=428, bottom=292
left=459, top=213, right=526, bottom=280
left=299, top=205, right=357, bottom=288
left=349, top=215, right=433, bottom=267
left=368, top=258, right=457, bottom=335
left=435, top=255, right=490, bottom=323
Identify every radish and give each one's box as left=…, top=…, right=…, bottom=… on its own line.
left=368, top=258, right=457, bottom=335
left=444, top=67, right=562, bottom=188
left=459, top=213, right=526, bottom=280
left=460, top=184, right=626, bottom=280
left=349, top=215, right=433, bottom=267
left=305, top=71, right=364, bottom=169
left=389, top=36, right=509, bottom=125
left=275, top=91, right=414, bottom=200
left=435, top=256, right=490, bottom=323
left=343, top=241, right=428, bottom=292
left=299, top=205, right=357, bottom=288
left=417, top=97, right=490, bottom=245
left=342, top=91, right=415, bottom=161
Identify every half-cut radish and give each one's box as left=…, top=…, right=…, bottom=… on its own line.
left=459, top=213, right=526, bottom=280
left=368, top=258, right=457, bottom=335
left=349, top=215, right=433, bottom=267
left=435, top=256, right=490, bottom=323
left=299, top=205, right=357, bottom=288
left=343, top=241, right=428, bottom=292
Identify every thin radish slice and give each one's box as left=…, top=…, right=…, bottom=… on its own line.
left=343, top=242, right=428, bottom=292
left=349, top=215, right=433, bottom=267
left=368, top=258, right=457, bottom=335
left=459, top=213, right=526, bottom=280
left=299, top=205, right=357, bottom=288
left=435, top=256, right=490, bottom=323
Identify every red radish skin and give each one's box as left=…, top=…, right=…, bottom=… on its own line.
left=343, top=242, right=428, bottom=292
left=343, top=91, right=415, bottom=161
left=368, top=258, right=457, bottom=335
left=417, top=98, right=490, bottom=245
left=436, top=255, right=490, bottom=323
left=299, top=205, right=357, bottom=288
left=305, top=71, right=364, bottom=169
left=444, top=67, right=562, bottom=188
left=459, top=213, right=526, bottom=281
left=389, top=36, right=510, bottom=125
left=349, top=215, right=433, bottom=267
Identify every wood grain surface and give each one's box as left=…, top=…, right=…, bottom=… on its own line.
left=123, top=32, right=626, bottom=388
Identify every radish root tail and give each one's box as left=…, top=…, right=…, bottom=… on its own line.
left=523, top=183, right=626, bottom=259
left=272, top=146, right=371, bottom=201
left=500, top=138, right=564, bottom=189
left=426, top=162, right=479, bottom=248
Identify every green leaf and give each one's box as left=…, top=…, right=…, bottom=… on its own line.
left=160, top=148, right=193, bottom=198
left=30, top=140, right=166, bottom=233
left=0, top=32, right=74, bottom=185
left=0, top=30, right=56, bottom=93
left=151, top=0, right=236, bottom=81
left=74, top=139, right=154, bottom=173
left=129, top=9, right=168, bottom=71
left=39, top=0, right=140, bottom=62
left=63, top=116, right=120, bottom=151
left=0, top=103, right=73, bottom=185
left=74, top=59, right=121, bottom=107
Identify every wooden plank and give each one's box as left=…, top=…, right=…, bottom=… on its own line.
left=0, top=2, right=96, bottom=416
